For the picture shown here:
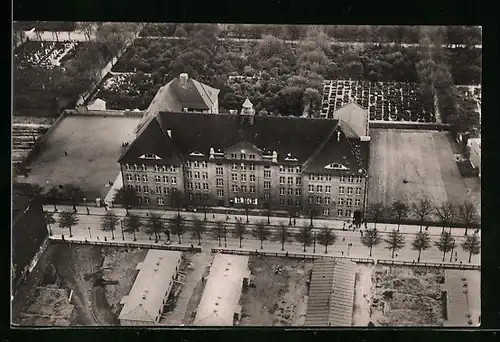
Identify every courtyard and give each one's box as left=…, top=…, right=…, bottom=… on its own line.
left=368, top=128, right=481, bottom=219
left=20, top=115, right=140, bottom=200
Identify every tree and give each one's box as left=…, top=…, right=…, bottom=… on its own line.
left=211, top=220, right=225, bottom=247
left=77, top=22, right=96, bottom=41
left=123, top=213, right=141, bottom=241
left=46, top=186, right=62, bottom=211
left=58, top=210, right=78, bottom=238
left=264, top=204, right=273, bottom=224
left=367, top=202, right=385, bottom=230
left=295, top=226, right=313, bottom=252
left=258, top=35, right=285, bottom=57
left=361, top=228, right=381, bottom=257
left=391, top=200, right=409, bottom=231
left=233, top=221, right=247, bottom=248
left=171, top=190, right=182, bottom=215
left=384, top=229, right=406, bottom=259
left=96, top=22, right=138, bottom=58
left=253, top=220, right=272, bottom=250
left=435, top=202, right=456, bottom=233
left=317, top=227, right=337, bottom=254
left=191, top=216, right=207, bottom=245
left=412, top=198, right=433, bottom=232
left=461, top=233, right=480, bottom=263
left=44, top=211, right=56, bottom=236
left=62, top=183, right=85, bottom=206
left=169, top=214, right=186, bottom=244
left=412, top=231, right=431, bottom=262
left=101, top=211, right=119, bottom=239
left=434, top=231, right=455, bottom=262
left=302, top=88, right=322, bottom=117
left=243, top=201, right=251, bottom=223
left=26, top=184, right=45, bottom=200
left=458, top=201, right=477, bottom=235
left=146, top=212, right=164, bottom=242
left=273, top=222, right=292, bottom=251
left=308, top=206, right=319, bottom=227
left=112, top=186, right=138, bottom=214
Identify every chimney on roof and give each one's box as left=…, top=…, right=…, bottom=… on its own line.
left=179, top=73, right=188, bottom=88
left=167, top=130, right=172, bottom=138
left=209, top=147, right=215, bottom=159
left=240, top=98, right=255, bottom=125
left=272, top=151, right=278, bottom=163
left=337, top=131, right=341, bottom=142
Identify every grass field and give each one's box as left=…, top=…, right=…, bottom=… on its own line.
left=368, top=129, right=481, bottom=219
left=21, top=115, right=140, bottom=200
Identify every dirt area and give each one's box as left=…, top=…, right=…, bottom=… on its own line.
left=368, top=129, right=481, bottom=219
left=12, top=116, right=56, bottom=125
left=20, top=115, right=140, bottom=199
left=366, top=265, right=445, bottom=326
left=239, top=256, right=313, bottom=326
left=12, top=242, right=148, bottom=326
left=352, top=264, right=375, bottom=326
left=160, top=252, right=214, bottom=326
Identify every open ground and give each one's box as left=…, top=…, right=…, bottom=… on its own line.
left=353, top=264, right=446, bottom=326
left=20, top=115, right=140, bottom=200
left=239, top=257, right=313, bottom=326
left=12, top=242, right=148, bottom=326
left=368, top=128, right=481, bottom=218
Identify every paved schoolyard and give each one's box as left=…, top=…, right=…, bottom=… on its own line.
left=22, top=115, right=140, bottom=200
left=368, top=129, right=481, bottom=219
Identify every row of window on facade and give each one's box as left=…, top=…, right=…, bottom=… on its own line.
left=308, top=185, right=363, bottom=195
left=230, top=153, right=257, bottom=160
left=308, top=196, right=361, bottom=206
left=126, top=174, right=178, bottom=184
left=125, top=164, right=178, bottom=172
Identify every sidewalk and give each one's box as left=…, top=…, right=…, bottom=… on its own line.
left=47, top=216, right=480, bottom=266
left=45, top=204, right=480, bottom=238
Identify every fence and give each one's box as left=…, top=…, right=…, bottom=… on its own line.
left=211, top=248, right=375, bottom=264
left=377, top=259, right=480, bottom=270
left=50, top=238, right=202, bottom=253
left=369, top=121, right=452, bottom=131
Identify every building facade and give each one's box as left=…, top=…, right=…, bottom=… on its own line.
left=118, top=101, right=370, bottom=219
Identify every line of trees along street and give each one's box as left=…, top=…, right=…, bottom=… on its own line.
left=366, top=199, right=479, bottom=232
left=52, top=207, right=481, bottom=263
left=140, top=23, right=481, bottom=46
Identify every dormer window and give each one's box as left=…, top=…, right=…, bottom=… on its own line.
left=284, top=153, right=298, bottom=162
left=325, top=163, right=349, bottom=170
left=140, top=153, right=161, bottom=160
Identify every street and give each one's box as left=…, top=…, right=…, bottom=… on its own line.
left=45, top=204, right=480, bottom=265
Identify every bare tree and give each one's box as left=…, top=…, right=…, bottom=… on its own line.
left=123, top=213, right=142, bottom=241
left=367, top=202, right=385, bottom=230
left=77, top=22, right=96, bottom=41
left=44, top=211, right=56, bottom=236
left=361, top=228, right=381, bottom=257
left=295, top=226, right=313, bottom=252
left=58, top=210, right=78, bottom=237
left=461, top=233, right=480, bottom=263
left=458, top=201, right=477, bottom=235
left=412, top=198, right=433, bottom=232
left=211, top=220, right=225, bottom=247
left=253, top=220, right=271, bottom=249
left=391, top=200, right=409, bottom=232
left=232, top=221, right=247, bottom=248
left=191, top=216, right=207, bottom=245
left=101, top=211, right=119, bottom=240
left=317, top=226, right=337, bottom=254
left=434, top=231, right=455, bottom=262
left=169, top=214, right=186, bottom=244
left=435, top=202, right=455, bottom=233
left=146, top=212, right=164, bottom=242
left=273, top=222, right=292, bottom=251
left=412, top=231, right=431, bottom=262
left=384, top=229, right=405, bottom=259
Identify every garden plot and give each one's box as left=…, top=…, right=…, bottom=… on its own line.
left=15, top=41, right=78, bottom=69
left=366, top=266, right=445, bottom=326
left=321, top=80, right=435, bottom=123
left=92, top=72, right=158, bottom=111
left=456, top=86, right=481, bottom=122
left=239, top=257, right=312, bottom=326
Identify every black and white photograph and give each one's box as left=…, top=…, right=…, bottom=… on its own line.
left=11, top=22, right=481, bottom=327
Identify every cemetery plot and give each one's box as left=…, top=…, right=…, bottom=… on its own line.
left=15, top=41, right=80, bottom=69
left=321, top=80, right=436, bottom=123
left=91, top=72, right=158, bottom=110
left=12, top=124, right=50, bottom=166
